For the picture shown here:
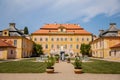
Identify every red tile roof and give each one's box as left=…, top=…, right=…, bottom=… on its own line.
left=0, top=39, right=15, bottom=48
left=110, top=43, right=120, bottom=48
left=32, top=24, right=91, bottom=35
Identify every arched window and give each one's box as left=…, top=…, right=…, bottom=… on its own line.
left=61, top=28, right=63, bottom=32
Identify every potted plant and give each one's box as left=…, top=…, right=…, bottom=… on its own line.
left=67, top=57, right=70, bottom=63
left=46, top=57, right=55, bottom=73
left=74, top=58, right=82, bottom=74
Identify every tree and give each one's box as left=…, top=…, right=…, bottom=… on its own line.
left=80, top=43, right=91, bottom=56
left=24, top=26, right=29, bottom=34
left=33, top=43, right=43, bottom=56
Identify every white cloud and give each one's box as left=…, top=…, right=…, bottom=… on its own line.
left=1, top=0, right=120, bottom=22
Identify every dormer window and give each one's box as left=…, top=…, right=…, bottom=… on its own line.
left=58, top=26, right=66, bottom=32
left=2, top=30, right=9, bottom=36
left=61, top=28, right=63, bottom=32
left=4, top=32, right=7, bottom=35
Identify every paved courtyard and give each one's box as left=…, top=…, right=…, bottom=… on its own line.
left=0, top=61, right=120, bottom=80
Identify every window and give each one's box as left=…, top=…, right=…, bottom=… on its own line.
left=61, top=38, right=63, bottom=41
left=40, top=38, right=42, bottom=41
left=14, top=40, right=17, bottom=46
left=45, top=38, right=48, bottom=41
left=61, top=28, right=63, bottom=32
left=64, top=45, right=67, bottom=49
left=87, top=38, right=89, bottom=41
left=34, top=38, right=37, bottom=41
left=70, top=38, right=72, bottom=41
left=4, top=32, right=7, bottom=35
left=76, top=44, right=79, bottom=49
left=109, top=51, right=111, bottom=56
left=11, top=50, right=13, bottom=54
left=76, top=38, right=79, bottom=41
left=51, top=38, right=54, bottom=41
left=114, top=50, right=116, bottom=56
left=82, top=38, right=84, bottom=41
left=45, top=44, right=48, bottom=49
left=65, top=38, right=67, bottom=41
left=57, top=45, right=59, bottom=49
left=70, top=44, right=72, bottom=48
left=57, top=38, right=59, bottom=41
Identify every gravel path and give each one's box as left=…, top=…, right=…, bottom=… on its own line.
left=0, top=61, right=120, bottom=80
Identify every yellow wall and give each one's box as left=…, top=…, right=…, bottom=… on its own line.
left=32, top=34, right=92, bottom=55
left=91, top=37, right=120, bottom=59
left=0, top=37, right=33, bottom=59
left=0, top=48, right=7, bottom=59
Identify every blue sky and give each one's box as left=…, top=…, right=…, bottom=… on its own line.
left=0, top=0, right=120, bottom=35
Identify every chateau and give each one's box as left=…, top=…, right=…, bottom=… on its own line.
left=91, top=23, right=120, bottom=60
left=0, top=23, right=33, bottom=59
left=32, top=24, right=92, bottom=56
left=0, top=23, right=120, bottom=60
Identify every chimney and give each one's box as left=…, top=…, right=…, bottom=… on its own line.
left=9, top=23, right=15, bottom=28
left=110, top=23, right=116, bottom=28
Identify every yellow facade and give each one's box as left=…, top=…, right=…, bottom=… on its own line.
left=32, top=24, right=92, bottom=56
left=32, top=34, right=92, bottom=55
left=91, top=37, right=120, bottom=59
left=0, top=47, right=16, bottom=60
left=91, top=23, right=120, bottom=60
left=0, top=48, right=8, bottom=59
left=0, top=36, right=33, bottom=59
left=0, top=23, right=34, bottom=59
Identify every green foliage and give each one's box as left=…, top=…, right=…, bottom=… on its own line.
left=55, top=56, right=59, bottom=61
left=80, top=43, right=91, bottom=56
left=67, top=57, right=70, bottom=61
left=74, top=58, right=82, bottom=69
left=46, top=57, right=55, bottom=68
left=55, top=54, right=59, bottom=61
left=33, top=43, right=43, bottom=56
left=24, top=26, right=29, bottom=34
left=55, top=54, right=59, bottom=57
left=65, top=54, right=69, bottom=57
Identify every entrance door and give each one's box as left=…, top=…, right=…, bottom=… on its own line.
left=60, top=51, right=65, bottom=61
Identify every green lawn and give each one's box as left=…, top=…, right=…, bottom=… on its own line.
left=82, top=59, right=120, bottom=74
left=0, top=58, right=120, bottom=73
left=0, top=61, right=46, bottom=73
